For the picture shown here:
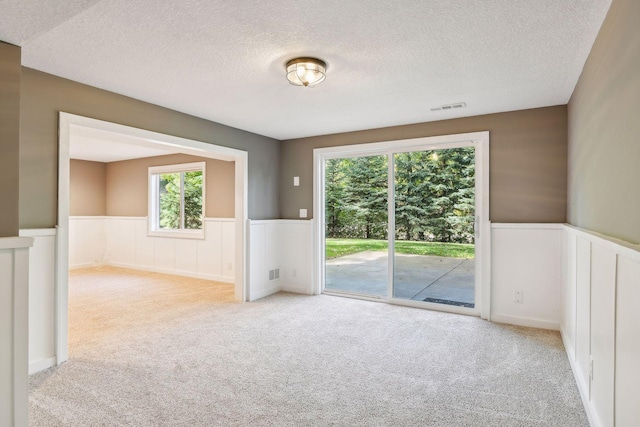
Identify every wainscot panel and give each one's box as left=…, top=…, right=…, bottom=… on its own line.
left=19, top=229, right=57, bottom=375
left=247, top=220, right=313, bottom=301
left=561, top=225, right=640, bottom=427
left=0, top=236, right=33, bottom=427
left=70, top=216, right=235, bottom=283
left=490, top=224, right=563, bottom=330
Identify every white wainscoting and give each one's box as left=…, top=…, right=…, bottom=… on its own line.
left=0, top=236, right=33, bottom=427
left=562, top=225, right=640, bottom=427
left=69, top=217, right=105, bottom=269
left=24, top=217, right=640, bottom=426
left=19, top=229, right=57, bottom=375
left=247, top=220, right=313, bottom=301
left=70, top=217, right=235, bottom=283
left=491, top=223, right=564, bottom=330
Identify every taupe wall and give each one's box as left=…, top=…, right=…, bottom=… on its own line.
left=106, top=154, right=235, bottom=218
left=0, top=42, right=21, bottom=237
left=70, top=160, right=107, bottom=216
left=19, top=68, right=279, bottom=229
left=280, top=106, right=568, bottom=223
left=568, top=0, right=640, bottom=244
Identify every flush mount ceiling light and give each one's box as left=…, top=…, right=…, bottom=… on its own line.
left=286, top=57, right=327, bottom=87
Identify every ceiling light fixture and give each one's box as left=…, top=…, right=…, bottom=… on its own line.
left=286, top=57, right=327, bottom=87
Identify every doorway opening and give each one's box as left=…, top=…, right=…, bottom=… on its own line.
left=314, top=132, right=490, bottom=318
left=56, top=113, right=248, bottom=364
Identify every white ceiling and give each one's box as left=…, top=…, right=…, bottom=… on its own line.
left=69, top=125, right=175, bottom=162
left=1, top=0, right=612, bottom=140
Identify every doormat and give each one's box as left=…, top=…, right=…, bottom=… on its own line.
left=422, top=297, right=474, bottom=308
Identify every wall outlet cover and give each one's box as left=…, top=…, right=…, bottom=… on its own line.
left=299, top=209, right=307, bottom=218
left=514, top=290, right=523, bottom=303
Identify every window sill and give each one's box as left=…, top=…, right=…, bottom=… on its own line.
left=148, top=229, right=205, bottom=240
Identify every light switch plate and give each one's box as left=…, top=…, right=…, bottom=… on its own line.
left=293, top=176, right=300, bottom=186
left=299, top=208, right=307, bottom=218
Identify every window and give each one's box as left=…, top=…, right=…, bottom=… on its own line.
left=148, top=162, right=205, bottom=238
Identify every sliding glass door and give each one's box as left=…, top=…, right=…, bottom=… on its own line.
left=319, top=135, right=485, bottom=315
left=392, top=148, right=476, bottom=308
left=324, top=154, right=388, bottom=297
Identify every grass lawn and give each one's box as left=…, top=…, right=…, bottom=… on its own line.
left=326, top=238, right=474, bottom=259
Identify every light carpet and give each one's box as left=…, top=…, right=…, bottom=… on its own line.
left=29, top=266, right=588, bottom=426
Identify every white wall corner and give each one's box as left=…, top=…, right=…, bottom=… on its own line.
left=0, top=237, right=33, bottom=427
left=247, top=219, right=314, bottom=301
left=20, top=229, right=58, bottom=376
left=490, top=224, right=563, bottom=330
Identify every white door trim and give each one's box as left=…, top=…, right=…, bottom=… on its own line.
left=57, top=112, right=249, bottom=364
left=313, top=131, right=491, bottom=319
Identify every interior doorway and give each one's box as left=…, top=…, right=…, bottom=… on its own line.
left=56, top=113, right=249, bottom=364
left=314, top=132, right=490, bottom=318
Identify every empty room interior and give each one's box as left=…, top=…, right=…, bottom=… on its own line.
left=1, top=0, right=638, bottom=426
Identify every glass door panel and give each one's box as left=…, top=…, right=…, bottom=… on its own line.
left=392, top=148, right=476, bottom=307
left=324, top=155, right=388, bottom=297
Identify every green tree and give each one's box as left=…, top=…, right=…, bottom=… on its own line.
left=394, top=151, right=428, bottom=240
left=419, top=148, right=475, bottom=243
left=325, top=158, right=347, bottom=237
left=446, top=148, right=475, bottom=242
left=184, top=171, right=203, bottom=229
left=345, top=155, right=388, bottom=239
left=159, top=171, right=203, bottom=230
left=324, top=148, right=474, bottom=244
left=159, top=173, right=181, bottom=229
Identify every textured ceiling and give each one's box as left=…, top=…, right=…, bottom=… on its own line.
left=2, top=0, right=611, bottom=140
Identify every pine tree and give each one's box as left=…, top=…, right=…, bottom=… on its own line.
left=325, top=158, right=347, bottom=237
left=419, top=148, right=475, bottom=243
left=345, top=155, right=388, bottom=239
left=324, top=148, right=474, bottom=243
left=446, top=148, right=475, bottom=243
left=394, top=151, right=428, bottom=240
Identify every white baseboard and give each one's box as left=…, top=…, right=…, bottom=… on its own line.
left=109, top=262, right=234, bottom=284
left=490, top=314, right=560, bottom=331
left=29, top=356, right=56, bottom=375
left=281, top=283, right=313, bottom=295
left=561, top=330, right=599, bottom=427
left=249, top=284, right=281, bottom=301
left=69, top=262, right=101, bottom=270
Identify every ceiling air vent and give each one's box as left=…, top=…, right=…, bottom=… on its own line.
left=431, top=102, right=466, bottom=112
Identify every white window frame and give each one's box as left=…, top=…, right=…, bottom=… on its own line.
left=148, top=161, right=206, bottom=239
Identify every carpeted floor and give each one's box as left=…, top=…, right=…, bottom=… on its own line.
left=29, top=266, right=588, bottom=426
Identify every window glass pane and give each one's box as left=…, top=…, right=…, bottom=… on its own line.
left=183, top=170, right=203, bottom=230
left=159, top=173, right=181, bottom=229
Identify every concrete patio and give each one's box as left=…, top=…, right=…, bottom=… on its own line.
left=325, top=251, right=475, bottom=307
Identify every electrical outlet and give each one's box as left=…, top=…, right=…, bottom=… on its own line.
left=514, top=290, right=523, bottom=303
left=226, top=262, right=233, bottom=271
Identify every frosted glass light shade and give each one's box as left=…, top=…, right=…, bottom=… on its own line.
left=286, top=58, right=326, bottom=87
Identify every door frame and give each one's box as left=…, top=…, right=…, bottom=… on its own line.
left=57, top=112, right=249, bottom=364
left=313, top=131, right=491, bottom=319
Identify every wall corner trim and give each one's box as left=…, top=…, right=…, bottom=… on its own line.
left=0, top=236, right=33, bottom=427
